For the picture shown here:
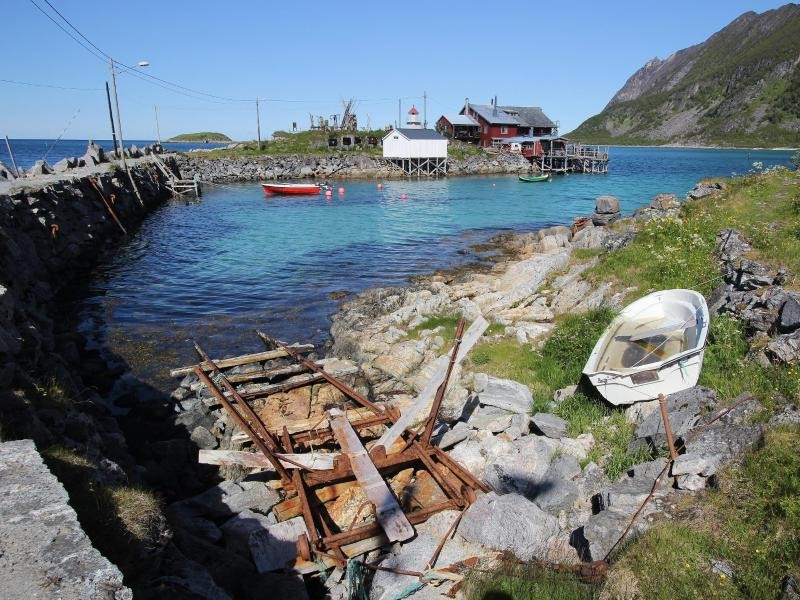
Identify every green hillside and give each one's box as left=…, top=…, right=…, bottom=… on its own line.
left=568, top=4, right=800, bottom=147
left=166, top=132, right=232, bottom=142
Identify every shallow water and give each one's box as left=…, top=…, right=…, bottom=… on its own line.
left=76, top=146, right=793, bottom=390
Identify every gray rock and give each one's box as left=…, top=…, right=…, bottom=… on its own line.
left=595, top=195, right=620, bottom=214
left=220, top=509, right=276, bottom=557
left=249, top=516, right=308, bottom=573
left=459, top=492, right=559, bottom=560
left=474, top=373, right=533, bottom=414
left=592, top=211, right=620, bottom=226
left=505, top=413, right=531, bottom=440
left=27, top=159, right=53, bottom=176
left=434, top=421, right=471, bottom=449
left=635, top=386, right=717, bottom=445
left=584, top=508, right=649, bottom=561
left=766, top=329, right=800, bottom=364
left=178, top=480, right=280, bottom=519
left=53, top=157, right=78, bottom=173
left=553, top=385, right=578, bottom=404
left=153, top=547, right=232, bottom=600
left=781, top=574, right=800, bottom=600
left=779, top=296, right=800, bottom=333
left=465, top=404, right=514, bottom=433
left=483, top=436, right=557, bottom=496
left=688, top=182, right=723, bottom=200
left=531, top=413, right=568, bottom=439
left=716, top=228, right=751, bottom=262
left=769, top=404, right=800, bottom=426
left=82, top=141, right=106, bottom=166
left=0, top=160, right=16, bottom=179
left=678, top=423, right=763, bottom=478
left=0, top=439, right=132, bottom=599
left=191, top=426, right=219, bottom=449
left=547, top=454, right=581, bottom=481
left=532, top=478, right=579, bottom=513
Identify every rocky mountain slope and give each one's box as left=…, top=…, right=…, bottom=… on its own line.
left=568, top=3, right=800, bottom=147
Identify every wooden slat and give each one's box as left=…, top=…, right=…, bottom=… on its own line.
left=170, top=344, right=314, bottom=378
left=374, top=316, right=488, bottom=453
left=329, top=408, right=414, bottom=543
left=198, top=449, right=336, bottom=470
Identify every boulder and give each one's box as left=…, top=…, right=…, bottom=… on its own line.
left=553, top=385, right=578, bottom=404
left=531, top=413, right=568, bottom=439
left=675, top=423, right=763, bottom=480
left=533, top=478, right=579, bottom=513
left=547, top=454, right=581, bottom=481
left=220, top=509, right=276, bottom=557
left=249, top=516, right=308, bottom=573
left=0, top=160, right=16, bottom=180
left=177, top=480, right=280, bottom=520
left=650, top=194, right=679, bottom=210
left=129, top=144, right=142, bottom=158
left=583, top=508, right=647, bottom=561
left=190, top=426, right=218, bottom=449
left=688, top=182, right=723, bottom=200
left=464, top=404, right=514, bottom=433
left=716, top=228, right=752, bottom=262
left=474, top=373, right=533, bottom=414
left=483, top=435, right=557, bottom=496
left=27, top=160, right=53, bottom=177
left=82, top=141, right=106, bottom=166
left=779, top=295, right=800, bottom=333
left=766, top=330, right=800, bottom=364
left=53, top=157, right=79, bottom=173
left=572, top=226, right=608, bottom=249
left=595, top=195, right=620, bottom=214
left=634, top=386, right=716, bottom=446
left=592, top=211, right=620, bottom=226
left=459, top=492, right=559, bottom=560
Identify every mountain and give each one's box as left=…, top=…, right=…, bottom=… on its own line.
left=568, top=4, right=800, bottom=147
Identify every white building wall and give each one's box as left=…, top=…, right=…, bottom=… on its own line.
left=382, top=130, right=448, bottom=159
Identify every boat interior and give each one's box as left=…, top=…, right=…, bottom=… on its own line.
left=593, top=302, right=702, bottom=373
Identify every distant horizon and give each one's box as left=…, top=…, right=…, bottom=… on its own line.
left=1, top=0, right=792, bottom=139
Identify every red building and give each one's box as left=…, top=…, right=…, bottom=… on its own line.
left=457, top=99, right=558, bottom=147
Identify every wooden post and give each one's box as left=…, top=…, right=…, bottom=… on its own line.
left=658, top=393, right=677, bottom=460
left=154, top=105, right=161, bottom=144
left=256, top=97, right=262, bottom=150
left=105, top=82, right=119, bottom=156
left=108, top=59, right=127, bottom=169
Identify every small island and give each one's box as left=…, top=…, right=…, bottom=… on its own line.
left=166, top=132, right=232, bottom=142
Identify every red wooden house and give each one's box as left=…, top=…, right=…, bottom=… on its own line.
left=458, top=99, right=558, bottom=147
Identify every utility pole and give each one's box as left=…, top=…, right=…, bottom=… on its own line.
left=108, top=58, right=127, bottom=169
left=398, top=98, right=401, bottom=129
left=105, top=82, right=119, bottom=156
left=4, top=136, right=19, bottom=177
left=423, top=91, right=427, bottom=129
left=256, top=97, right=262, bottom=150
left=154, top=105, right=161, bottom=144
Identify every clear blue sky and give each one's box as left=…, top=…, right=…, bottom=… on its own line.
left=0, top=1, right=792, bottom=140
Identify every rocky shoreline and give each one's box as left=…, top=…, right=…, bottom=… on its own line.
left=174, top=151, right=535, bottom=182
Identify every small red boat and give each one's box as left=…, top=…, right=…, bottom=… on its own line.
left=261, top=182, right=322, bottom=195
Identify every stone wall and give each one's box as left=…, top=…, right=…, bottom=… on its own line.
left=174, top=151, right=534, bottom=183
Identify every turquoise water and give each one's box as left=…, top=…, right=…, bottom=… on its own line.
left=78, top=146, right=794, bottom=388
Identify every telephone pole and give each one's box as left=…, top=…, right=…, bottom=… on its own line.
left=398, top=98, right=401, bottom=129
left=154, top=105, right=161, bottom=144
left=105, top=81, right=119, bottom=155
left=108, top=58, right=127, bottom=169
left=423, top=91, right=427, bottom=129
left=256, top=97, right=262, bottom=150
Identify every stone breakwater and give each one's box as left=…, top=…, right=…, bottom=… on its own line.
left=174, top=151, right=534, bottom=182
left=0, top=154, right=177, bottom=597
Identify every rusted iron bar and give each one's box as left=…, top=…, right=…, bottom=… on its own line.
left=290, top=413, right=391, bottom=446
left=425, top=508, right=467, bottom=571
left=430, top=446, right=491, bottom=493
left=421, top=319, right=466, bottom=446
left=194, top=366, right=292, bottom=486
left=321, top=499, right=458, bottom=547
left=412, top=441, right=464, bottom=504
left=170, top=344, right=314, bottom=378
left=87, top=175, right=127, bottom=235
left=189, top=362, right=309, bottom=390
left=657, top=393, right=677, bottom=460
left=256, top=330, right=388, bottom=418
left=281, top=426, right=321, bottom=548
left=240, top=374, right=326, bottom=399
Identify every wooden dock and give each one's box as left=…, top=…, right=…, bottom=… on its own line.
left=151, top=154, right=202, bottom=196
left=537, top=139, right=609, bottom=174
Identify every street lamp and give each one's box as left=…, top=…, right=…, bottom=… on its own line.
left=108, top=58, right=149, bottom=166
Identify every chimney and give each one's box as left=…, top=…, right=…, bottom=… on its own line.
left=465, top=97, right=469, bottom=115
left=492, top=95, right=498, bottom=116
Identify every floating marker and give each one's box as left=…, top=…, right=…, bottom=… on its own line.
left=338, top=187, right=345, bottom=194
left=399, top=193, right=408, bottom=200
left=325, top=189, right=333, bottom=197
left=377, top=183, right=383, bottom=190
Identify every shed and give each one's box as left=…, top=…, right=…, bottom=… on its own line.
left=382, top=128, right=448, bottom=159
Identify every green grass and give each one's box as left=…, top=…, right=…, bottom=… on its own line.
left=195, top=129, right=386, bottom=158
left=167, top=132, right=231, bottom=142
left=464, top=561, right=599, bottom=600
left=612, top=425, right=800, bottom=599
left=406, top=314, right=504, bottom=342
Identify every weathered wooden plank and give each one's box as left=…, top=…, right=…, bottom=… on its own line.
left=374, top=316, right=488, bottom=453
left=329, top=408, right=414, bottom=543
left=189, top=363, right=309, bottom=390
left=198, top=449, right=336, bottom=470
left=170, top=344, right=314, bottom=378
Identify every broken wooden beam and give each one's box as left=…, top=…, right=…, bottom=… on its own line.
left=198, top=449, right=336, bottom=471
left=328, top=408, right=414, bottom=543
left=170, top=344, right=314, bottom=378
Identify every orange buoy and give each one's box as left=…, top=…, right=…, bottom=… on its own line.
left=325, top=189, right=333, bottom=197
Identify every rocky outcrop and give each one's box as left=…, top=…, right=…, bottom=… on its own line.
left=0, top=439, right=131, bottom=599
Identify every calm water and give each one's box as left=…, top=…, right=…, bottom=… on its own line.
left=0, top=138, right=228, bottom=170
left=76, top=147, right=793, bottom=389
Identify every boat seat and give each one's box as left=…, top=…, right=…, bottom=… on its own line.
left=599, top=332, right=686, bottom=372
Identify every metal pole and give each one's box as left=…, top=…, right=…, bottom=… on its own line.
left=4, top=136, right=20, bottom=177
left=255, top=97, right=262, bottom=150
left=154, top=105, right=161, bottom=144
left=658, top=393, right=677, bottom=460
left=105, top=82, right=119, bottom=156
left=398, top=98, right=401, bottom=128
left=108, top=58, right=127, bottom=169
left=423, top=90, right=427, bottom=129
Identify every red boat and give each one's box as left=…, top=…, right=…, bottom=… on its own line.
left=261, top=182, right=322, bottom=195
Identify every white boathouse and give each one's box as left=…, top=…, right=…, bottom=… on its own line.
left=382, top=126, right=448, bottom=176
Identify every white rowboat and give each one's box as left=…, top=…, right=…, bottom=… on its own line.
left=583, top=289, right=710, bottom=405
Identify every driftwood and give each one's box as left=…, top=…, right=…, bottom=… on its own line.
left=170, top=344, right=314, bottom=378
left=198, top=449, right=336, bottom=470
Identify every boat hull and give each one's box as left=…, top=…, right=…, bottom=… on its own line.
left=262, top=183, right=321, bottom=195
left=583, top=289, right=710, bottom=405
left=518, top=175, right=549, bottom=183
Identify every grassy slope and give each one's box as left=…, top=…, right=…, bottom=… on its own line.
left=568, top=10, right=800, bottom=147
left=464, top=168, right=800, bottom=599
left=167, top=132, right=232, bottom=142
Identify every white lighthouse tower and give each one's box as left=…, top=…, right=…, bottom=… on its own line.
left=406, top=105, right=422, bottom=129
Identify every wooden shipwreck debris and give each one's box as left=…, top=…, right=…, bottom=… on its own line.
left=171, top=321, right=489, bottom=579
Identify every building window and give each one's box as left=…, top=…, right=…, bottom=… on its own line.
left=484, top=126, right=488, bottom=134
left=500, top=126, right=508, bottom=134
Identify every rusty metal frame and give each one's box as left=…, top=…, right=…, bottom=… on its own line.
left=188, top=321, right=486, bottom=569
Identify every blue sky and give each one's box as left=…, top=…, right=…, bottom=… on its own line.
left=0, top=1, right=791, bottom=140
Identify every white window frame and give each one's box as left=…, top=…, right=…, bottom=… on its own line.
left=500, top=126, right=508, bottom=134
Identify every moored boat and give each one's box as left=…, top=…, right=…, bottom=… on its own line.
left=262, top=182, right=323, bottom=195
left=518, top=174, right=550, bottom=183
left=583, top=289, right=710, bottom=405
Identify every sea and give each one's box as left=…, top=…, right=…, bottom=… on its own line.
left=0, top=138, right=227, bottom=170
left=55, top=145, right=792, bottom=391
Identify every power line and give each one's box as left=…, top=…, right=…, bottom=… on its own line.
left=0, top=78, right=101, bottom=91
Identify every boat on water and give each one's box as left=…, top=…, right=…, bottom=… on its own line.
left=518, top=174, right=550, bottom=183
left=262, top=182, right=324, bottom=195
left=583, top=289, right=710, bottom=405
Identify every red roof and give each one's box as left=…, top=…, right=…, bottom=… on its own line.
left=408, top=106, right=419, bottom=115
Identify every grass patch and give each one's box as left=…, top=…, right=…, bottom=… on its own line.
left=406, top=315, right=505, bottom=342
left=572, top=248, right=604, bottom=261
left=464, top=560, right=599, bottom=600
left=612, top=425, right=800, bottom=599
left=195, top=129, right=386, bottom=158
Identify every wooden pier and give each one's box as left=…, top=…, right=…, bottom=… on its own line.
left=535, top=138, right=609, bottom=174
left=151, top=154, right=202, bottom=196
left=387, top=157, right=448, bottom=176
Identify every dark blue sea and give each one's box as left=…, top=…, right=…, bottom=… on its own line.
left=68, top=146, right=793, bottom=389
left=0, top=138, right=227, bottom=169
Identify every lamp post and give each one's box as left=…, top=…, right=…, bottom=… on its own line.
left=108, top=59, right=149, bottom=167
